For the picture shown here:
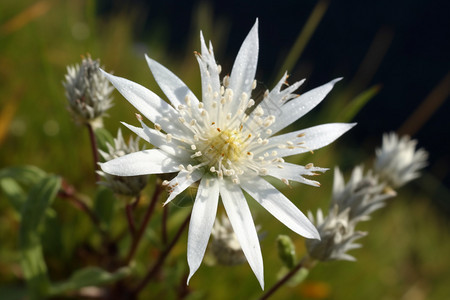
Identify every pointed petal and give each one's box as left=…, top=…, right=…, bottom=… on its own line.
left=100, top=149, right=180, bottom=176
left=187, top=176, right=220, bottom=284
left=265, top=162, right=327, bottom=187
left=164, top=169, right=204, bottom=205
left=121, top=121, right=191, bottom=160
left=100, top=70, right=185, bottom=136
left=241, top=176, right=320, bottom=239
left=228, top=20, right=259, bottom=115
left=259, top=123, right=356, bottom=158
left=145, top=55, right=200, bottom=108
left=220, top=180, right=264, bottom=289
left=270, top=78, right=342, bottom=134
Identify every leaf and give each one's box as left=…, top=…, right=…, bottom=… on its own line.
left=0, top=165, right=46, bottom=186
left=19, top=175, right=61, bottom=299
left=0, top=178, right=27, bottom=214
left=95, top=127, right=115, bottom=152
left=339, top=85, right=381, bottom=122
left=93, top=186, right=117, bottom=230
left=49, top=266, right=131, bottom=296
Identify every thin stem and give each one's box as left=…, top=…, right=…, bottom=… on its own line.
left=132, top=212, right=191, bottom=296
left=259, top=258, right=306, bottom=300
left=161, top=205, right=169, bottom=244
left=86, top=122, right=100, bottom=182
left=126, top=203, right=136, bottom=237
left=124, top=186, right=162, bottom=265
left=59, top=179, right=105, bottom=236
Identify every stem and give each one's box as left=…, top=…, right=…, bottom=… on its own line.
left=161, top=205, right=169, bottom=244
left=126, top=203, right=136, bottom=237
left=59, top=179, right=105, bottom=236
left=259, top=258, right=307, bottom=300
left=86, top=122, right=100, bottom=182
left=132, top=212, right=191, bottom=296
left=124, top=186, right=162, bottom=264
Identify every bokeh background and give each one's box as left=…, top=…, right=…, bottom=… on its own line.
left=1, top=0, right=449, bottom=299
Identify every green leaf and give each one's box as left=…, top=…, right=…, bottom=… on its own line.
left=339, top=85, right=381, bottom=122
left=94, top=186, right=117, bottom=230
left=0, top=178, right=27, bottom=214
left=49, top=266, right=131, bottom=296
left=0, top=165, right=46, bottom=186
left=19, top=175, right=61, bottom=299
left=277, top=235, right=297, bottom=269
left=95, top=128, right=115, bottom=152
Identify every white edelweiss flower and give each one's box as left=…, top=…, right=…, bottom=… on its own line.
left=100, top=20, right=355, bottom=289
left=374, top=132, right=428, bottom=188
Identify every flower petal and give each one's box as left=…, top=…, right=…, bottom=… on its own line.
left=240, top=176, right=320, bottom=239
left=145, top=55, right=200, bottom=109
left=265, top=162, right=328, bottom=187
left=269, top=78, right=342, bottom=135
left=121, top=121, right=191, bottom=160
left=187, top=176, right=220, bottom=284
left=100, top=70, right=185, bottom=136
left=163, top=169, right=204, bottom=205
left=228, top=19, right=259, bottom=116
left=100, top=149, right=180, bottom=176
left=220, top=180, right=264, bottom=289
left=262, top=123, right=356, bottom=157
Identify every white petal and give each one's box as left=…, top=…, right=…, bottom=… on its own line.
left=121, top=121, right=191, bottom=160
left=228, top=20, right=259, bottom=115
left=100, top=70, right=185, bottom=136
left=163, top=169, right=204, bottom=205
left=100, top=149, right=180, bottom=176
left=266, top=162, right=327, bottom=187
left=145, top=55, right=200, bottom=108
left=263, top=123, right=356, bottom=157
left=187, top=176, right=219, bottom=284
left=220, top=180, right=264, bottom=289
left=270, top=78, right=342, bottom=134
left=240, top=176, right=320, bottom=239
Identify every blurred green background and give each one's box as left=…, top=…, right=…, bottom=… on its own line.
left=1, top=0, right=449, bottom=299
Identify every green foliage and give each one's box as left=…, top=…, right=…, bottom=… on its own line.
left=49, top=266, right=131, bottom=296
left=93, top=186, right=117, bottom=230
left=276, top=235, right=297, bottom=269
left=19, top=175, right=61, bottom=299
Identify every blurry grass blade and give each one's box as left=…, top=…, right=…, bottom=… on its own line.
left=339, top=85, right=381, bottom=122
left=94, top=128, right=115, bottom=152
left=0, top=178, right=27, bottom=214
left=19, top=175, right=61, bottom=299
left=0, top=0, right=52, bottom=35
left=398, top=71, right=450, bottom=136
left=275, top=0, right=329, bottom=81
left=0, top=165, right=47, bottom=186
left=49, top=266, right=131, bottom=296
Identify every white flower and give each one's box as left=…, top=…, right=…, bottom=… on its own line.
left=210, top=215, right=247, bottom=266
left=306, top=206, right=367, bottom=261
left=100, top=20, right=354, bottom=289
left=63, top=55, right=114, bottom=127
left=97, top=128, right=148, bottom=196
left=375, top=132, right=428, bottom=188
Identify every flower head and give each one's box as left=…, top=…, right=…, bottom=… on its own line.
left=210, top=215, right=247, bottom=266
left=63, top=55, right=114, bottom=127
left=97, top=128, right=148, bottom=196
left=374, top=132, right=428, bottom=188
left=100, top=20, right=354, bottom=288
